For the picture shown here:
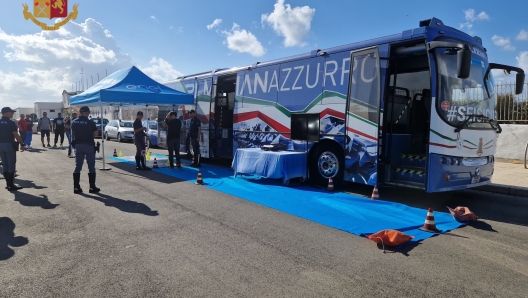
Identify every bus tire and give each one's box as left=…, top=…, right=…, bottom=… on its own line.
left=310, top=142, right=344, bottom=187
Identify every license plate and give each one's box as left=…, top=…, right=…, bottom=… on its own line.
left=471, top=176, right=480, bottom=184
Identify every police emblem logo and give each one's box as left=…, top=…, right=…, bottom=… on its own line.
left=22, top=0, right=79, bottom=31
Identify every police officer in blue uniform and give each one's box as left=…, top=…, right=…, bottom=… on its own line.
left=71, top=106, right=100, bottom=194
left=188, top=110, right=201, bottom=167
left=0, top=107, right=26, bottom=191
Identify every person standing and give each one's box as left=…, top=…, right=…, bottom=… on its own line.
left=0, top=107, right=26, bottom=191
left=37, top=112, right=52, bottom=148
left=71, top=106, right=100, bottom=194
left=53, top=112, right=65, bottom=148
left=163, top=111, right=182, bottom=169
left=133, top=111, right=151, bottom=171
left=17, top=114, right=27, bottom=151
left=65, top=112, right=77, bottom=157
left=188, top=110, right=201, bottom=167
left=24, top=114, right=33, bottom=149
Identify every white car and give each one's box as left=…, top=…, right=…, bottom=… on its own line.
left=104, top=120, right=135, bottom=142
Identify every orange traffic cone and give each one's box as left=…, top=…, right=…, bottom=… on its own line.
left=371, top=185, right=379, bottom=200
left=113, top=149, right=117, bottom=157
left=327, top=177, right=334, bottom=191
left=419, top=208, right=442, bottom=233
left=196, top=171, right=203, bottom=185
left=153, top=158, right=159, bottom=168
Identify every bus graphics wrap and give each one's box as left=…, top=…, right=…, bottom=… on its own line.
left=163, top=17, right=524, bottom=192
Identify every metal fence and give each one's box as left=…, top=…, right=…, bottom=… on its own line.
left=496, top=82, right=528, bottom=123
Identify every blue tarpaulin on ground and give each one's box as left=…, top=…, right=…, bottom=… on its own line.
left=110, top=154, right=464, bottom=246
left=69, top=66, right=194, bottom=106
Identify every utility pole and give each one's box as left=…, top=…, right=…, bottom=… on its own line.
left=80, top=68, right=84, bottom=91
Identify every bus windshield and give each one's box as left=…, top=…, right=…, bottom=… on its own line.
left=435, top=48, right=496, bottom=128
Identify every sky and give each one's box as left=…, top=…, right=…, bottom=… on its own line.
left=0, top=0, right=527, bottom=108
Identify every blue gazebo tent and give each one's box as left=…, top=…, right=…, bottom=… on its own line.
left=70, top=66, right=194, bottom=170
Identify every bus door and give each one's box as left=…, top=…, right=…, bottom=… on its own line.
left=345, top=47, right=381, bottom=185
left=212, top=75, right=237, bottom=158
left=382, top=42, right=431, bottom=189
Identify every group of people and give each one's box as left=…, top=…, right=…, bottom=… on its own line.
left=1, top=105, right=202, bottom=194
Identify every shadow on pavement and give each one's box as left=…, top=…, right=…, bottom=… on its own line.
left=13, top=192, right=59, bottom=210
left=16, top=178, right=48, bottom=190
left=0, top=217, right=29, bottom=261
left=373, top=241, right=422, bottom=257
left=105, top=161, right=186, bottom=185
left=465, top=220, right=498, bottom=233
left=81, top=193, right=159, bottom=216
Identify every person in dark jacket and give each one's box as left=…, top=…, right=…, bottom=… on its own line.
left=133, top=111, right=151, bottom=171
left=188, top=110, right=201, bottom=167
left=71, top=106, right=100, bottom=194
left=0, top=107, right=26, bottom=191
left=163, top=111, right=182, bottom=169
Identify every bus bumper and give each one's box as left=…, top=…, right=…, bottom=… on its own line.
left=427, top=153, right=494, bottom=193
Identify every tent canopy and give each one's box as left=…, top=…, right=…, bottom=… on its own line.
left=69, top=66, right=193, bottom=106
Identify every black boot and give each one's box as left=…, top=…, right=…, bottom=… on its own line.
left=88, top=173, right=100, bottom=193
left=6, top=172, right=22, bottom=191
left=135, top=156, right=142, bottom=170
left=73, top=173, right=83, bottom=194
left=141, top=156, right=151, bottom=171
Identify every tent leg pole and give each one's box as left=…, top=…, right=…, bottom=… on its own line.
left=100, top=101, right=111, bottom=171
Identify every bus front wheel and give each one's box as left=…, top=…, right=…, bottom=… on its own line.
left=310, top=143, right=344, bottom=187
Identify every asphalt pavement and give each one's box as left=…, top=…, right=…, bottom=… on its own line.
left=1, top=138, right=527, bottom=297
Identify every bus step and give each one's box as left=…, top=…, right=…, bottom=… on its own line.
left=400, top=154, right=426, bottom=168
left=394, top=167, right=426, bottom=184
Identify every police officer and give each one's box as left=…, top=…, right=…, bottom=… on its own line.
left=0, top=107, right=26, bottom=191
left=163, top=111, right=182, bottom=169
left=133, top=111, right=151, bottom=171
left=71, top=106, right=100, bottom=194
left=188, top=110, right=201, bottom=167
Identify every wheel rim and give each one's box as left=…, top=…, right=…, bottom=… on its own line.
left=318, top=151, right=339, bottom=178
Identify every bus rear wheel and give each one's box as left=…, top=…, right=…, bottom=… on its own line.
left=310, top=143, right=344, bottom=187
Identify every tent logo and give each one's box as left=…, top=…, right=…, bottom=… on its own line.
left=22, top=0, right=79, bottom=31
left=126, top=85, right=162, bottom=93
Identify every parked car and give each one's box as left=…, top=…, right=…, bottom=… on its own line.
left=142, top=120, right=159, bottom=147
left=90, top=117, right=109, bottom=137
left=104, top=120, right=134, bottom=142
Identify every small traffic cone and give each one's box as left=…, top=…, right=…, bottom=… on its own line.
left=419, top=208, right=442, bottom=233
left=196, top=171, right=203, bottom=185
left=153, top=158, right=159, bottom=168
left=371, top=185, right=379, bottom=200
left=113, top=149, right=117, bottom=157
left=118, top=151, right=123, bottom=157
left=327, top=177, right=334, bottom=191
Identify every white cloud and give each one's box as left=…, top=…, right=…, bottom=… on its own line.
left=0, top=18, right=182, bottom=108
left=207, top=19, right=222, bottom=30
left=222, top=23, right=265, bottom=57
left=492, top=35, right=516, bottom=51
left=516, top=29, right=528, bottom=41
left=261, top=0, right=315, bottom=47
left=517, top=51, right=528, bottom=73
left=460, top=9, right=490, bottom=30
left=151, top=16, right=159, bottom=22
left=140, top=57, right=182, bottom=83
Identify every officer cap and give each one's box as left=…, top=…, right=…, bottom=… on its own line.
left=1, top=107, right=16, bottom=114
left=79, top=106, right=90, bottom=113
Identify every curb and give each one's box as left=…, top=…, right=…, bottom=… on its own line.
left=476, top=183, right=528, bottom=197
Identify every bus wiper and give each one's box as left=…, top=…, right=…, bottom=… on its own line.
left=454, top=114, right=502, bottom=133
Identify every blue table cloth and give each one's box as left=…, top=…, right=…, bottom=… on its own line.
left=232, top=148, right=308, bottom=184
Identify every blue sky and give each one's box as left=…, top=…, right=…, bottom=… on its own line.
left=0, top=0, right=527, bottom=107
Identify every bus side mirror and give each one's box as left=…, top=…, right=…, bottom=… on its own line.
left=516, top=72, right=525, bottom=95
left=457, top=47, right=471, bottom=79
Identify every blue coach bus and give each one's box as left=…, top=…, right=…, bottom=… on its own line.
left=163, top=17, right=524, bottom=192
